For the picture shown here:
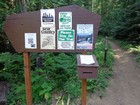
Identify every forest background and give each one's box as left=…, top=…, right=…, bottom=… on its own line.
left=0, top=0, right=140, bottom=104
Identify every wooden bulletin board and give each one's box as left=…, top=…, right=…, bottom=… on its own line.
left=4, top=5, right=101, bottom=53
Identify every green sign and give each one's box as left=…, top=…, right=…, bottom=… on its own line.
left=59, top=13, right=71, bottom=22
left=58, top=30, right=74, bottom=41
left=57, top=30, right=75, bottom=50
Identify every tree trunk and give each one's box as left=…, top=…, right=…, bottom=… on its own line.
left=18, top=0, right=27, bottom=12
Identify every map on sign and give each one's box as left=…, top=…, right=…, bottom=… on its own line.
left=57, top=30, right=74, bottom=50
left=59, top=12, right=72, bottom=30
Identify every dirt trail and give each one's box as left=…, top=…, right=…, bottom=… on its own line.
left=87, top=41, right=140, bottom=105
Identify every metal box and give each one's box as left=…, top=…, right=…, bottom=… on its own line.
left=77, top=54, right=99, bottom=79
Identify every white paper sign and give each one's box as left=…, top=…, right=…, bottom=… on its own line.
left=40, top=26, right=55, bottom=49
left=76, top=24, right=94, bottom=50
left=25, top=33, right=37, bottom=49
left=80, top=55, right=95, bottom=65
left=59, top=12, right=72, bottom=30
left=40, top=9, right=55, bottom=27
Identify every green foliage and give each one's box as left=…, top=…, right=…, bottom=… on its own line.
left=91, top=0, right=140, bottom=46
left=136, top=54, right=140, bottom=65
left=88, top=36, right=114, bottom=93
left=6, top=83, right=26, bottom=105
left=0, top=0, right=21, bottom=52
left=116, top=40, right=134, bottom=50
left=92, top=0, right=140, bottom=66
left=3, top=52, right=81, bottom=104
left=26, top=0, right=54, bottom=11
left=114, top=2, right=140, bottom=44
left=130, top=46, right=140, bottom=54
left=43, top=52, right=81, bottom=101
left=0, top=52, right=23, bottom=82
left=0, top=0, right=115, bottom=104
left=0, top=52, right=25, bottom=104
left=115, top=39, right=140, bottom=65
left=31, top=68, right=55, bottom=104
left=25, top=0, right=92, bottom=12
left=0, top=36, right=114, bottom=104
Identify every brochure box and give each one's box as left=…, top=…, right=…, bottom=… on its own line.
left=77, top=54, right=99, bottom=79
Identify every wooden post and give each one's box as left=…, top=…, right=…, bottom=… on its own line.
left=23, top=52, right=32, bottom=105
left=104, top=36, right=108, bottom=66
left=82, top=51, right=87, bottom=105
left=82, top=79, right=87, bottom=105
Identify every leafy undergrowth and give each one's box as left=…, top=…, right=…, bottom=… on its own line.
left=0, top=36, right=114, bottom=104
left=114, top=40, right=140, bottom=65
left=87, top=36, right=114, bottom=97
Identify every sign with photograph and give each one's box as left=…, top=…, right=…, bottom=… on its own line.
left=59, top=12, right=72, bottom=30
left=40, top=26, right=55, bottom=49
left=76, top=24, right=93, bottom=50
left=57, top=30, right=74, bottom=50
left=40, top=9, right=55, bottom=27
left=25, top=33, right=37, bottom=49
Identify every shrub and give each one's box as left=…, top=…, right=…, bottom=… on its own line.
left=0, top=36, right=114, bottom=104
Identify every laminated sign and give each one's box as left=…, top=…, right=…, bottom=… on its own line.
left=76, top=24, right=94, bottom=50
left=40, top=9, right=55, bottom=27
left=40, top=26, right=56, bottom=49
left=57, top=30, right=74, bottom=50
left=59, top=12, right=72, bottom=30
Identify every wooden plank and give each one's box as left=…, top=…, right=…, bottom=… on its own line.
left=23, top=52, right=32, bottom=105
left=81, top=51, right=87, bottom=105
left=82, top=79, right=87, bottom=105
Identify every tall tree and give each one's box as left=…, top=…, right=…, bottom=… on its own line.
left=18, top=0, right=27, bottom=12
left=0, top=0, right=18, bottom=52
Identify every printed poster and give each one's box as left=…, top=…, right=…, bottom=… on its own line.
left=80, top=55, right=95, bottom=65
left=76, top=24, right=94, bottom=50
left=40, top=26, right=55, bottom=49
left=57, top=30, right=74, bottom=50
left=40, top=9, right=55, bottom=27
left=59, top=12, right=72, bottom=30
left=25, top=33, right=37, bottom=49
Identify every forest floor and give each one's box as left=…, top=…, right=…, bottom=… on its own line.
left=87, top=41, right=140, bottom=105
